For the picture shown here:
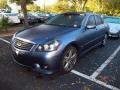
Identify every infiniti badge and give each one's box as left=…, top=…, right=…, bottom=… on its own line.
left=16, top=42, right=22, bottom=46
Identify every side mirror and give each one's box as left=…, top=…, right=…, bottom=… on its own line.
left=86, top=25, right=96, bottom=29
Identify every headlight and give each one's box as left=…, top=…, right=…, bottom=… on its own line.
left=109, top=29, right=119, bottom=33
left=37, top=40, right=60, bottom=52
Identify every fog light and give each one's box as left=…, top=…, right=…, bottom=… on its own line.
left=44, top=65, right=48, bottom=69
left=35, top=64, right=40, bottom=68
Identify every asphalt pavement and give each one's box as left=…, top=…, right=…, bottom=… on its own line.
left=0, top=36, right=120, bottom=90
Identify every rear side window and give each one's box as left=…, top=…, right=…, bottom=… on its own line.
left=87, top=15, right=96, bottom=26
left=95, top=15, right=103, bottom=25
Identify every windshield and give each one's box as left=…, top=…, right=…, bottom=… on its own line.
left=104, top=16, right=120, bottom=24
left=45, top=14, right=84, bottom=28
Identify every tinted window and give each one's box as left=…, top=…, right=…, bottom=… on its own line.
left=96, top=15, right=103, bottom=25
left=46, top=14, right=84, bottom=28
left=104, top=16, right=120, bottom=24
left=87, top=15, right=96, bottom=26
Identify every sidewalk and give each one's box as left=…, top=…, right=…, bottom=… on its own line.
left=0, top=23, right=40, bottom=37
left=0, top=25, right=24, bottom=37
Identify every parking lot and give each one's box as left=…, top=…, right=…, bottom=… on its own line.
left=0, top=36, right=120, bottom=90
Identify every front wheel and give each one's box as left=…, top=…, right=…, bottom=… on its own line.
left=101, top=34, right=107, bottom=46
left=61, top=46, right=78, bottom=73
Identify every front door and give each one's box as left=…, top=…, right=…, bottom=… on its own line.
left=80, top=15, right=99, bottom=53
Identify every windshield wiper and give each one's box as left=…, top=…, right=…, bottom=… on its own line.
left=45, top=23, right=68, bottom=27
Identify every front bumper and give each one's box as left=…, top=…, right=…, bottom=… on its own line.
left=12, top=46, right=61, bottom=76
left=108, top=32, right=119, bottom=37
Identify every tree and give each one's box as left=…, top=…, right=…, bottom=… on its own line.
left=0, top=0, right=10, bottom=9
left=10, top=0, right=35, bottom=28
left=68, top=0, right=88, bottom=11
left=86, top=0, right=120, bottom=16
left=104, top=0, right=120, bottom=16
left=49, top=0, right=70, bottom=13
left=27, top=4, right=41, bottom=12
left=81, top=0, right=88, bottom=10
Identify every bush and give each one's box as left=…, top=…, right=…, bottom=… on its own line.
left=0, top=16, right=9, bottom=31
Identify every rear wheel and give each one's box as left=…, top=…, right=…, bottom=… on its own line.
left=61, top=46, right=78, bottom=73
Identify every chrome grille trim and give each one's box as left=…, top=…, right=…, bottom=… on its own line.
left=13, top=37, right=35, bottom=51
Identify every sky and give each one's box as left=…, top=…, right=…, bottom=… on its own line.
left=34, top=0, right=57, bottom=8
left=8, top=0, right=57, bottom=13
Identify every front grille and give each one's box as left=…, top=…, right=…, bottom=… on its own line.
left=13, top=38, right=34, bottom=51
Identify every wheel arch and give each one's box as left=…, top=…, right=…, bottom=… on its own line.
left=63, top=41, right=80, bottom=54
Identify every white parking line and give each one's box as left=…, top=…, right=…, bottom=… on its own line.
left=0, top=38, right=10, bottom=44
left=71, top=70, right=120, bottom=90
left=90, top=45, right=120, bottom=79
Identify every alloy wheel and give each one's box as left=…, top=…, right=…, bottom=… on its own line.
left=62, top=46, right=78, bottom=72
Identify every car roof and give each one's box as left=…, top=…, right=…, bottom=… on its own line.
left=62, top=12, right=96, bottom=16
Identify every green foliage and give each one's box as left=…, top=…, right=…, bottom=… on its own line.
left=27, top=4, right=41, bottom=12
left=85, top=0, right=120, bottom=16
left=10, top=0, right=120, bottom=16
left=48, top=0, right=88, bottom=13
left=48, top=0, right=120, bottom=16
left=0, top=16, right=9, bottom=31
left=49, top=0, right=70, bottom=13
left=68, top=0, right=88, bottom=11
left=0, top=0, right=10, bottom=9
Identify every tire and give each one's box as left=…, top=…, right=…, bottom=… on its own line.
left=101, top=34, right=107, bottom=46
left=117, top=34, right=120, bottom=39
left=60, top=46, right=78, bottom=73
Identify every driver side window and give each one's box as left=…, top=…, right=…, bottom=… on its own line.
left=87, top=15, right=96, bottom=26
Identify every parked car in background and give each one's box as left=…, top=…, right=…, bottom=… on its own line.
left=0, top=13, right=20, bottom=24
left=47, top=13, right=57, bottom=21
left=11, top=12, right=109, bottom=76
left=32, top=12, right=56, bottom=23
left=104, top=16, right=120, bottom=38
left=32, top=12, right=43, bottom=23
left=18, top=13, right=38, bottom=24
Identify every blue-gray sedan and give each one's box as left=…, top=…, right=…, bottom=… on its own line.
left=11, top=12, right=109, bottom=76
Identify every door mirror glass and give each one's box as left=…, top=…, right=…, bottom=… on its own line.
left=86, top=15, right=96, bottom=29
left=86, top=25, right=96, bottom=29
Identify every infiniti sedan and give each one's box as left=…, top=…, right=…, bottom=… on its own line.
left=104, top=16, right=120, bottom=38
left=11, top=12, right=109, bottom=76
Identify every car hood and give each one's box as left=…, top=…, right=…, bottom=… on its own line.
left=16, top=24, right=76, bottom=43
left=108, top=23, right=120, bottom=32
